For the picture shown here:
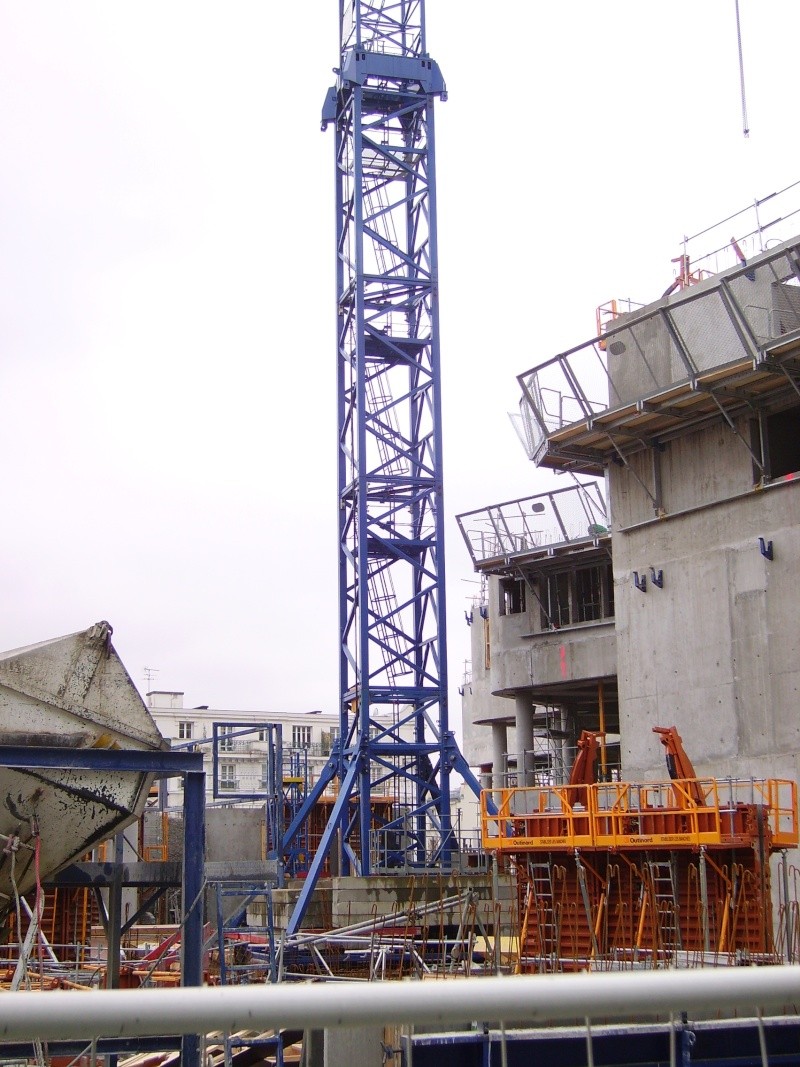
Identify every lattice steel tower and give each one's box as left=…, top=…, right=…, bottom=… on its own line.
left=284, top=0, right=480, bottom=934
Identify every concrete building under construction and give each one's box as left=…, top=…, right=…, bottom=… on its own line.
left=460, top=220, right=800, bottom=790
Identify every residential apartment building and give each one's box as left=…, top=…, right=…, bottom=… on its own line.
left=148, top=691, right=417, bottom=810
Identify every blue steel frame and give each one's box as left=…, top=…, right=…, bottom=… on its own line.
left=284, top=0, right=482, bottom=935
left=0, top=745, right=205, bottom=1067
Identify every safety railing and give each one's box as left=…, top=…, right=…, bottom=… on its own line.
left=481, top=784, right=595, bottom=851
left=369, top=826, right=488, bottom=874
left=515, top=234, right=800, bottom=467
left=2, top=966, right=799, bottom=1054
left=456, top=481, right=609, bottom=568
left=481, top=778, right=798, bottom=852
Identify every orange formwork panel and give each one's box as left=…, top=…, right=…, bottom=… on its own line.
left=512, top=847, right=779, bottom=974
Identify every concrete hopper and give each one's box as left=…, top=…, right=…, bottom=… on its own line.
left=0, top=621, right=166, bottom=911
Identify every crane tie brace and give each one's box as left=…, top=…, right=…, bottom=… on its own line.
left=734, top=0, right=749, bottom=138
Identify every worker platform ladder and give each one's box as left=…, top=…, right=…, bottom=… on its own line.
left=275, top=750, right=309, bottom=877
left=638, top=856, right=682, bottom=963
left=519, top=860, right=561, bottom=972
left=211, top=881, right=277, bottom=986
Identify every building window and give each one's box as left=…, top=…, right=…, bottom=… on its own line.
left=577, top=564, right=614, bottom=622
left=483, top=616, right=491, bottom=670
left=178, top=721, right=194, bottom=740
left=499, top=577, right=526, bottom=616
left=765, top=404, right=800, bottom=479
left=321, top=726, right=340, bottom=755
left=219, top=763, right=237, bottom=791
left=540, top=562, right=614, bottom=629
left=541, top=571, right=572, bottom=628
left=292, top=725, right=312, bottom=749
left=219, top=726, right=234, bottom=752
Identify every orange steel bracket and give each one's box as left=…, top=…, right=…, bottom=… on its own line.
left=570, top=730, right=603, bottom=808
left=653, top=725, right=705, bottom=807
left=570, top=731, right=602, bottom=787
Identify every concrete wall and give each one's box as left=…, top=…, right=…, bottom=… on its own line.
left=611, top=416, right=755, bottom=529
left=272, top=872, right=515, bottom=934
left=167, top=807, right=266, bottom=921
left=461, top=603, right=514, bottom=768
left=205, top=807, right=264, bottom=864
left=612, top=466, right=800, bottom=782
left=605, top=265, right=789, bottom=407
left=461, top=572, right=617, bottom=776
left=486, top=620, right=617, bottom=696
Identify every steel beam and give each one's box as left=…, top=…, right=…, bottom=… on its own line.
left=0, top=745, right=203, bottom=774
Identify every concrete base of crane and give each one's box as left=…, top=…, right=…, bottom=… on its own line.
left=269, top=871, right=515, bottom=934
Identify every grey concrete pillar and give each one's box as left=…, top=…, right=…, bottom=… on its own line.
left=325, top=1027, right=385, bottom=1067
left=561, top=707, right=574, bottom=783
left=515, top=695, right=535, bottom=786
left=302, top=1030, right=324, bottom=1067
left=479, top=764, right=493, bottom=791
left=491, top=722, right=507, bottom=789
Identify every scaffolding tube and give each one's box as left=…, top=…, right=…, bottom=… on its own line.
left=1, top=966, right=799, bottom=1042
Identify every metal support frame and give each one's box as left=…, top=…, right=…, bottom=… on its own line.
left=283, top=2, right=480, bottom=935
left=0, top=745, right=205, bottom=1067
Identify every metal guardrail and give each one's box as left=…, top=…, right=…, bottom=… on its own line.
left=369, top=827, right=487, bottom=873
left=456, top=481, right=609, bottom=567
left=481, top=777, right=798, bottom=852
left=1, top=967, right=799, bottom=1041
left=681, top=179, right=800, bottom=279
left=515, top=235, right=800, bottom=469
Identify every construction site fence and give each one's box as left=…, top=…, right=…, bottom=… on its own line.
left=481, top=778, right=798, bottom=852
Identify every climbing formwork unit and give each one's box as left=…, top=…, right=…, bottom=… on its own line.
left=482, top=741, right=798, bottom=971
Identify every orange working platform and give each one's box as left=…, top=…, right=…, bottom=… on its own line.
left=481, top=777, right=798, bottom=853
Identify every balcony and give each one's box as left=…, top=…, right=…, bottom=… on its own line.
left=217, top=739, right=258, bottom=754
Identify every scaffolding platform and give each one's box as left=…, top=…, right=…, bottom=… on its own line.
left=516, top=235, right=800, bottom=475
left=481, top=777, right=798, bottom=852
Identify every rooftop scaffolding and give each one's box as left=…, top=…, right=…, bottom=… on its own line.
left=516, top=234, right=800, bottom=475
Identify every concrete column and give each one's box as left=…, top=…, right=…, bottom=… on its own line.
left=515, top=695, right=535, bottom=786
left=561, top=708, right=574, bottom=783
left=491, top=722, right=507, bottom=789
left=479, top=763, right=493, bottom=791
left=325, top=1026, right=385, bottom=1067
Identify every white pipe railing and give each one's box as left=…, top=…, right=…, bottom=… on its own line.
left=0, top=967, right=799, bottom=1042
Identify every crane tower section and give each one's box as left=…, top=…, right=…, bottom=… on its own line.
left=313, top=0, right=473, bottom=860
left=284, top=0, right=482, bottom=935
left=328, top=0, right=456, bottom=867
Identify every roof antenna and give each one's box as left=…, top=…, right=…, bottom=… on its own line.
left=735, top=0, right=749, bottom=137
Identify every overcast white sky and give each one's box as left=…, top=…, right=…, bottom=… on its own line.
left=1, top=2, right=798, bottom=728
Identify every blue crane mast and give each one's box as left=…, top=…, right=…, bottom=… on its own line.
left=283, top=0, right=482, bottom=935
